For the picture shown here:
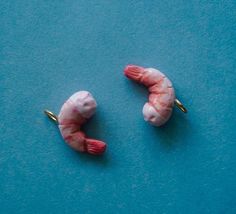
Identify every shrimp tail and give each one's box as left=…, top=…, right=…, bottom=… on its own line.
left=85, top=138, right=106, bottom=155
left=124, top=65, right=145, bottom=81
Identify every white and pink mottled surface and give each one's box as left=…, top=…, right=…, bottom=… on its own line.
left=124, top=65, right=175, bottom=126
left=58, top=91, right=106, bottom=155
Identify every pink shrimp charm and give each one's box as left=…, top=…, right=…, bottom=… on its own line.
left=124, top=65, right=187, bottom=126
left=45, top=91, right=106, bottom=155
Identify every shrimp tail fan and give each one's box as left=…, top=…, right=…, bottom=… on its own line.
left=124, top=65, right=145, bottom=81
left=85, top=139, right=106, bottom=155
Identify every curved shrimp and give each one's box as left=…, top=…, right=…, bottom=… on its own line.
left=57, top=91, right=106, bottom=155
left=124, top=65, right=177, bottom=126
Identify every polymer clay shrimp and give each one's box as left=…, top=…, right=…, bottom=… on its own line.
left=45, top=91, right=106, bottom=155
left=124, top=65, right=187, bottom=126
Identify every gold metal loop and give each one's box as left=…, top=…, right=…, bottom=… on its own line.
left=44, top=110, right=58, bottom=123
left=174, top=99, right=187, bottom=113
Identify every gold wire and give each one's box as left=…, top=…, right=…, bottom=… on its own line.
left=174, top=99, right=187, bottom=113
left=44, top=110, right=58, bottom=123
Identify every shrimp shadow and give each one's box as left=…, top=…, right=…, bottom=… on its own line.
left=67, top=148, right=111, bottom=167
left=70, top=109, right=112, bottom=167
left=148, top=108, right=192, bottom=151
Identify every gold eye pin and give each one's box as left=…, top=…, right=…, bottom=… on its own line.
left=44, top=109, right=58, bottom=123
left=174, top=99, right=187, bottom=113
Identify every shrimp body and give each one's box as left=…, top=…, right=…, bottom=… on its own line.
left=124, top=65, right=175, bottom=126
left=58, top=91, right=106, bottom=155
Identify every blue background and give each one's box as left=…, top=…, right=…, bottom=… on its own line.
left=1, top=1, right=236, bottom=213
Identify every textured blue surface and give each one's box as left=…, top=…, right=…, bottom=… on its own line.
left=1, top=1, right=236, bottom=213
